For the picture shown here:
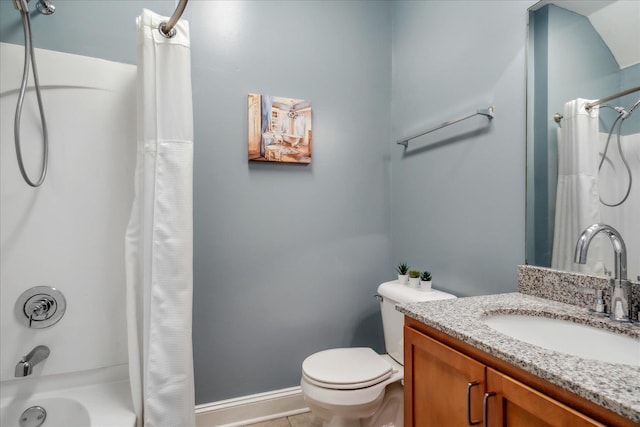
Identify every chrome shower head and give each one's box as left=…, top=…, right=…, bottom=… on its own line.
left=36, top=0, right=55, bottom=15
left=13, top=0, right=55, bottom=15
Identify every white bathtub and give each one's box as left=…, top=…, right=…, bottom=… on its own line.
left=0, top=365, right=136, bottom=427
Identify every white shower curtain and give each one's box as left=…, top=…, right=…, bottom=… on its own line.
left=599, top=132, right=640, bottom=280
left=551, top=99, right=604, bottom=274
left=125, top=9, right=195, bottom=427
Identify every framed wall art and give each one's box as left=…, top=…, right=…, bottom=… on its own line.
left=248, top=93, right=312, bottom=164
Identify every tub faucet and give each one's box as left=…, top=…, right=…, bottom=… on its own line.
left=15, top=345, right=50, bottom=377
left=574, top=223, right=631, bottom=322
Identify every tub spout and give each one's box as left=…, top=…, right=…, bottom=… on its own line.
left=15, top=345, right=50, bottom=377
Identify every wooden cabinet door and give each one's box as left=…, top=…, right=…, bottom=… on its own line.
left=484, top=368, right=605, bottom=427
left=404, top=326, right=486, bottom=427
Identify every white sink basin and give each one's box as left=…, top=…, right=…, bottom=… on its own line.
left=483, top=314, right=640, bottom=366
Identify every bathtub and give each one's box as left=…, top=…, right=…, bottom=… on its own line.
left=0, top=365, right=136, bottom=427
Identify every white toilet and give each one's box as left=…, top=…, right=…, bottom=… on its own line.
left=300, top=281, right=456, bottom=427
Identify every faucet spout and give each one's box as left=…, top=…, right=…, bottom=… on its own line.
left=15, top=345, right=50, bottom=377
left=574, top=223, right=631, bottom=322
left=574, top=223, right=627, bottom=280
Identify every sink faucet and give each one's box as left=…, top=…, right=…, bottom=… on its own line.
left=15, top=345, right=50, bottom=377
left=574, top=223, right=631, bottom=322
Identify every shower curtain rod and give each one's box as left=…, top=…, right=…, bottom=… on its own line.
left=554, top=85, right=640, bottom=123
left=159, top=0, right=188, bottom=38
left=585, top=85, right=640, bottom=111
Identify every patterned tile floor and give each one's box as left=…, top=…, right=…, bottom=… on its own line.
left=241, top=411, right=322, bottom=427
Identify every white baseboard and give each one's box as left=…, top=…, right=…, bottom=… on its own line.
left=195, top=386, right=309, bottom=427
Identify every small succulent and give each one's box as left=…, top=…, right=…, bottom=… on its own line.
left=408, top=270, right=421, bottom=279
left=396, top=262, right=409, bottom=275
left=421, top=270, right=432, bottom=281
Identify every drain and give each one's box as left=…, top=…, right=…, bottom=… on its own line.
left=20, top=406, right=47, bottom=427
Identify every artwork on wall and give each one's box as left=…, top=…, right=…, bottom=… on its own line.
left=248, top=93, right=313, bottom=164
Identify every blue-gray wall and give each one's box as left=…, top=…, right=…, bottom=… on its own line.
left=390, top=0, right=530, bottom=297
left=2, top=0, right=541, bottom=404
left=1, top=0, right=392, bottom=403
left=0, top=0, right=173, bottom=64
left=186, top=1, right=392, bottom=402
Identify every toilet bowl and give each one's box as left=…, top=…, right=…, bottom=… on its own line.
left=301, top=349, right=404, bottom=427
left=300, top=281, right=456, bottom=426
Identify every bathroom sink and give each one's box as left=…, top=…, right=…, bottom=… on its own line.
left=483, top=314, right=640, bottom=366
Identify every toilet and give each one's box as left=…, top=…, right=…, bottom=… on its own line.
left=300, top=280, right=456, bottom=427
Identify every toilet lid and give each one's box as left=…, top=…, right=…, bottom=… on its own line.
left=302, top=348, right=393, bottom=390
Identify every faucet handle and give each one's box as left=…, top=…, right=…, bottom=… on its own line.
left=15, top=287, right=66, bottom=329
left=27, top=298, right=54, bottom=327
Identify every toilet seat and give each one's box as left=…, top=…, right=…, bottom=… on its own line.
left=301, top=353, right=404, bottom=409
left=302, top=348, right=393, bottom=390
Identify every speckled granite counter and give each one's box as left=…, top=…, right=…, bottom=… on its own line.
left=398, top=292, right=640, bottom=423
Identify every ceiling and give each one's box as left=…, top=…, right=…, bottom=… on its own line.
left=534, top=0, right=640, bottom=69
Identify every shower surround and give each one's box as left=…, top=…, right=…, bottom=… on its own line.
left=0, top=42, right=136, bottom=424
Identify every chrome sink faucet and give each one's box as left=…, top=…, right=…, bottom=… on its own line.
left=574, top=223, right=631, bottom=322
left=15, top=345, right=50, bottom=377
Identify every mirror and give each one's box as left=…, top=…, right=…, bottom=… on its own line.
left=526, top=1, right=640, bottom=280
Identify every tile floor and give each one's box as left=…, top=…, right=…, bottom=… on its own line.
left=241, top=411, right=322, bottom=427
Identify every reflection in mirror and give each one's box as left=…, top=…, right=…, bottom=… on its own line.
left=526, top=1, right=640, bottom=280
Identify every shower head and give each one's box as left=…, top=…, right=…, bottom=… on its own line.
left=13, top=0, right=55, bottom=14
left=36, top=0, right=55, bottom=15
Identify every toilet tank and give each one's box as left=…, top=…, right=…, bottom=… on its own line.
left=377, top=281, right=456, bottom=365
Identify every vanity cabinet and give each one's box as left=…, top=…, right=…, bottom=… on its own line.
left=484, top=368, right=602, bottom=427
left=404, top=325, right=485, bottom=426
left=404, top=318, right=634, bottom=427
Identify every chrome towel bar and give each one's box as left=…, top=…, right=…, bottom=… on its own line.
left=396, top=106, right=494, bottom=147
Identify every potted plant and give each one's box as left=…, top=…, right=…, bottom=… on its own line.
left=420, top=270, right=432, bottom=291
left=396, top=262, right=409, bottom=284
left=408, top=270, right=421, bottom=288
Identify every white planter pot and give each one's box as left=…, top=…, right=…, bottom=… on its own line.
left=397, top=274, right=408, bottom=285
left=419, top=280, right=432, bottom=291
left=408, top=277, right=420, bottom=288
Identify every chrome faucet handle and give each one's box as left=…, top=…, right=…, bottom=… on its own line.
left=27, top=297, right=54, bottom=327
left=15, top=287, right=66, bottom=329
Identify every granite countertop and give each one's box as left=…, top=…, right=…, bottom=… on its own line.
left=398, top=292, right=640, bottom=423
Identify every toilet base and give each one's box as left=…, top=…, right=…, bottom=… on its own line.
left=306, top=381, right=403, bottom=427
